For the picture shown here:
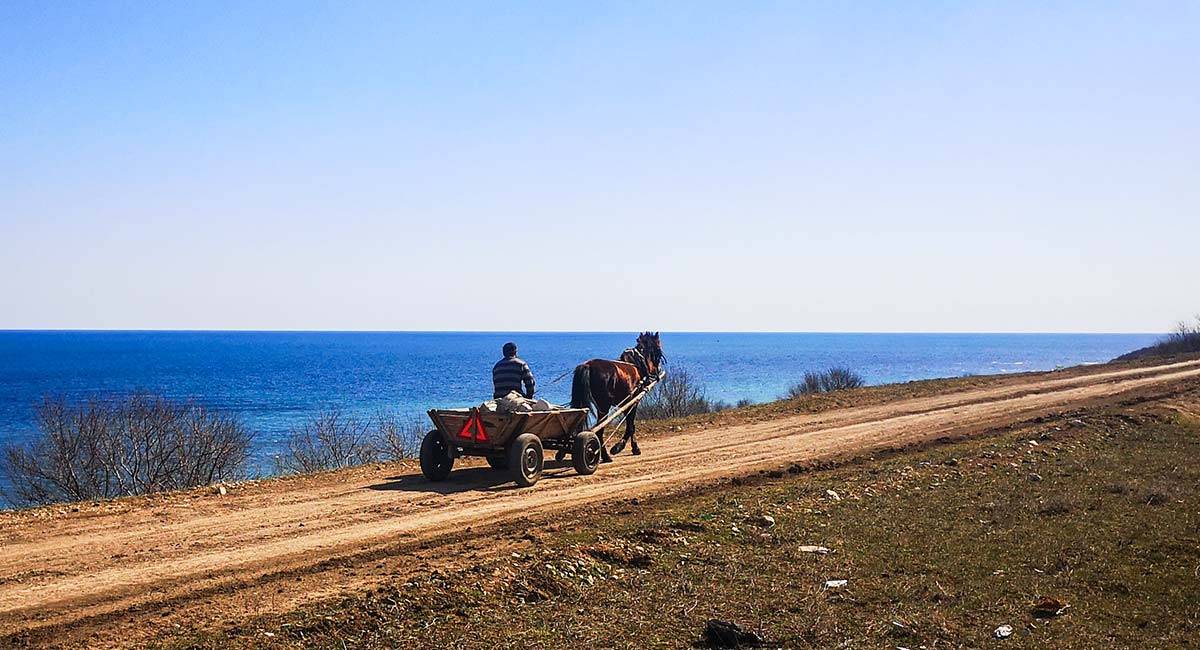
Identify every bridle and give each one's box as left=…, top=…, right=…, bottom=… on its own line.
left=622, top=339, right=663, bottom=378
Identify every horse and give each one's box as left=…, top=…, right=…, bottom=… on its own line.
left=569, top=331, right=664, bottom=461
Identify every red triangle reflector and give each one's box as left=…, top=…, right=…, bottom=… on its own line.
left=458, top=414, right=475, bottom=439
left=457, top=411, right=489, bottom=443
left=473, top=413, right=488, bottom=442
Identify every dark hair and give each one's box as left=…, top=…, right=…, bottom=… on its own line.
left=502, top=342, right=517, bottom=357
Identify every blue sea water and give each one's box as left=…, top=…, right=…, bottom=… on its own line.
left=0, top=331, right=1156, bottom=499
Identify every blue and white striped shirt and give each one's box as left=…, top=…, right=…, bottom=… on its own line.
left=492, top=356, right=536, bottom=399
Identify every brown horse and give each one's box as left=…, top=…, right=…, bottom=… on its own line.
left=570, top=332, right=664, bottom=461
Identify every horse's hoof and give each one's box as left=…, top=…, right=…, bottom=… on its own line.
left=631, top=448, right=641, bottom=456
left=610, top=442, right=625, bottom=456
left=601, top=455, right=614, bottom=464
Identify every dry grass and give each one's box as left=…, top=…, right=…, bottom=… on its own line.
left=172, top=390, right=1200, bottom=649
left=1117, top=316, right=1200, bottom=360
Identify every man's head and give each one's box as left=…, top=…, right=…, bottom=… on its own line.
left=502, top=342, right=518, bottom=358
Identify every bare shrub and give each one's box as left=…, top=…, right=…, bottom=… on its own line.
left=787, top=372, right=825, bottom=397
left=822, top=366, right=866, bottom=391
left=276, top=410, right=380, bottom=474
left=1118, top=315, right=1200, bottom=360
left=639, top=368, right=718, bottom=420
left=1, top=393, right=251, bottom=507
left=1161, top=316, right=1200, bottom=354
left=786, top=366, right=866, bottom=398
left=375, top=410, right=423, bottom=462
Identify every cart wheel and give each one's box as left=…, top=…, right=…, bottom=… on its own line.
left=508, top=433, right=543, bottom=487
left=572, top=432, right=601, bottom=476
left=420, top=430, right=453, bottom=481
left=486, top=453, right=508, bottom=470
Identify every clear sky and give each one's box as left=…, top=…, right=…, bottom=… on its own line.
left=1, top=2, right=1195, bottom=332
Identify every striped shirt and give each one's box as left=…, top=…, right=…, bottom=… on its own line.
left=493, top=356, right=536, bottom=398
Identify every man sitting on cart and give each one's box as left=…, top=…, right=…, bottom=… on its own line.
left=493, top=341, right=536, bottom=399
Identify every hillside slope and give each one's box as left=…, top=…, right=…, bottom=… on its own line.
left=2, top=358, right=1198, bottom=648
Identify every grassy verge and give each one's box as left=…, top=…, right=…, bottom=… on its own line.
left=634, top=354, right=1200, bottom=436
left=173, top=389, right=1200, bottom=649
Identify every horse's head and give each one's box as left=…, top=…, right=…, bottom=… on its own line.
left=636, top=331, right=665, bottom=377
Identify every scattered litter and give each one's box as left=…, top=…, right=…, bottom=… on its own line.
left=824, top=579, right=848, bottom=589
left=1031, top=596, right=1069, bottom=618
left=213, top=485, right=226, bottom=496
left=799, top=545, right=832, bottom=555
left=993, top=624, right=1013, bottom=639
left=826, top=489, right=841, bottom=501
left=700, top=619, right=765, bottom=648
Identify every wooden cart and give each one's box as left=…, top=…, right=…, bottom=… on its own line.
left=420, top=373, right=662, bottom=487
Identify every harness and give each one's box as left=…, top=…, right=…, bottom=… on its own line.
left=620, top=346, right=651, bottom=378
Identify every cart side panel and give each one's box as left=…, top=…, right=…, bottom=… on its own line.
left=427, top=408, right=524, bottom=451
left=427, top=410, right=471, bottom=437
left=518, top=410, right=589, bottom=440
left=428, top=407, right=589, bottom=454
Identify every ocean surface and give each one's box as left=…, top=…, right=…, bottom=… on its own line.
left=0, top=331, right=1155, bottom=499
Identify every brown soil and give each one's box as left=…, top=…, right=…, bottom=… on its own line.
left=2, top=358, right=1198, bottom=648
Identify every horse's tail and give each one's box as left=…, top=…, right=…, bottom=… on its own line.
left=570, top=363, right=593, bottom=412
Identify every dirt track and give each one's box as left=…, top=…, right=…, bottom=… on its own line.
left=2, top=359, right=1199, bottom=647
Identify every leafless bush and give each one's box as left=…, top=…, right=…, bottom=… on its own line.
left=275, top=410, right=381, bottom=474
left=639, top=368, right=719, bottom=420
left=786, top=366, right=866, bottom=398
left=1, top=393, right=251, bottom=507
left=375, top=410, right=423, bottom=461
left=1118, top=315, right=1200, bottom=360
left=787, top=372, right=825, bottom=397
left=1162, top=316, right=1200, bottom=352
left=823, top=366, right=866, bottom=391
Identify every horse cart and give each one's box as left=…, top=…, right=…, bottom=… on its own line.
left=420, top=373, right=662, bottom=487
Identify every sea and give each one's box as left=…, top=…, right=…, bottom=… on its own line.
left=0, top=331, right=1156, bottom=502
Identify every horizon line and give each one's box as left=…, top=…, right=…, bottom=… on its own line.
left=0, top=328, right=1164, bottom=336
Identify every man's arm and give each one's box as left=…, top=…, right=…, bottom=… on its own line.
left=522, top=362, right=536, bottom=399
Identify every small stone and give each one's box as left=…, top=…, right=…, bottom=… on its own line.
left=826, top=489, right=841, bottom=501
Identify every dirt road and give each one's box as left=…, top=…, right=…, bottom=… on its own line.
left=2, top=358, right=1198, bottom=647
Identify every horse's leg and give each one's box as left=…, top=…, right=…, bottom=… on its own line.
left=598, top=411, right=614, bottom=463
left=607, top=396, right=628, bottom=456
left=626, top=405, right=641, bottom=456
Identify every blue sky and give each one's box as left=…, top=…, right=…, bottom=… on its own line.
left=1, top=2, right=1195, bottom=332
